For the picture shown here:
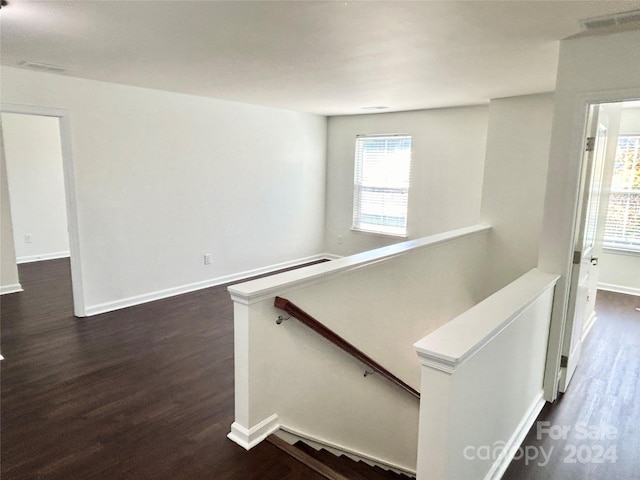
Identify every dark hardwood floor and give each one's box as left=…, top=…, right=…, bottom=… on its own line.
left=3, top=260, right=639, bottom=480
left=502, top=290, right=640, bottom=480
left=1, top=259, right=326, bottom=480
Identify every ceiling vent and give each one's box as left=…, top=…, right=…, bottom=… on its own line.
left=581, top=9, right=640, bottom=30
left=17, top=61, right=67, bottom=74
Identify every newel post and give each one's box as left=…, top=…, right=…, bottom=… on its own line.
left=414, top=350, right=458, bottom=480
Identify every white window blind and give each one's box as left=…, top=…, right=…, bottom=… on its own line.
left=604, top=134, right=640, bottom=251
left=352, top=134, right=412, bottom=237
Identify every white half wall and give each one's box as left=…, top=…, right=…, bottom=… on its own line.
left=480, top=93, right=555, bottom=297
left=2, top=112, right=70, bottom=263
left=0, top=120, right=21, bottom=294
left=414, top=269, right=558, bottom=480
left=324, top=106, right=489, bottom=255
left=1, top=67, right=327, bottom=314
left=228, top=225, right=492, bottom=473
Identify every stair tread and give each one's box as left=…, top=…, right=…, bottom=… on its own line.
left=293, top=441, right=412, bottom=480
left=294, top=443, right=368, bottom=479
left=314, top=451, right=388, bottom=480
left=268, top=436, right=351, bottom=480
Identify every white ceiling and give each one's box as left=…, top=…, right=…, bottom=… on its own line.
left=1, top=1, right=640, bottom=116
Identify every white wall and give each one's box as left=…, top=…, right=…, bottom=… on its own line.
left=620, top=106, right=640, bottom=132
left=480, top=93, right=555, bottom=296
left=2, top=112, right=70, bottom=263
left=598, top=251, right=640, bottom=296
left=0, top=67, right=327, bottom=314
left=599, top=106, right=640, bottom=296
left=414, top=269, right=558, bottom=480
left=0, top=121, right=21, bottom=294
left=228, top=226, right=491, bottom=472
left=324, top=106, right=489, bottom=255
left=538, top=27, right=640, bottom=398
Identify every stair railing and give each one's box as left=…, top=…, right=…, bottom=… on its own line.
left=274, top=296, right=420, bottom=399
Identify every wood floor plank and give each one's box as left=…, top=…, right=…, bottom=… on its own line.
left=5, top=259, right=636, bottom=479
left=1, top=258, right=327, bottom=480
left=501, top=290, right=640, bottom=480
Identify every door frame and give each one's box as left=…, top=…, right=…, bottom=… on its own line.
left=1, top=103, right=86, bottom=317
left=559, top=105, right=608, bottom=393
left=543, top=87, right=640, bottom=401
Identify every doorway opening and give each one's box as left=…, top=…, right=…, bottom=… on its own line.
left=0, top=104, right=86, bottom=317
left=560, top=98, right=640, bottom=393
left=2, top=112, right=70, bottom=265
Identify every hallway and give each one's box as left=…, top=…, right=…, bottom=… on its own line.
left=502, top=290, right=640, bottom=480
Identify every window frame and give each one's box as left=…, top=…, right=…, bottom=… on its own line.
left=351, top=133, right=412, bottom=238
left=602, top=133, right=640, bottom=254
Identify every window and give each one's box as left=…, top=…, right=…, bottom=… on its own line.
left=352, top=134, right=412, bottom=237
left=603, top=134, right=640, bottom=251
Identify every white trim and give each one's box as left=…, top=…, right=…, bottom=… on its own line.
left=541, top=86, right=640, bottom=403
left=227, top=414, right=279, bottom=450
left=277, top=425, right=416, bottom=476
left=350, top=227, right=408, bottom=240
left=0, top=283, right=23, bottom=295
left=84, top=254, right=333, bottom=316
left=229, top=224, right=491, bottom=305
left=582, top=311, right=597, bottom=341
left=414, top=269, right=559, bottom=374
left=483, top=393, right=546, bottom=480
left=415, top=356, right=456, bottom=374
left=602, top=247, right=640, bottom=257
left=597, top=282, right=640, bottom=297
left=16, top=251, right=70, bottom=264
left=1, top=103, right=86, bottom=317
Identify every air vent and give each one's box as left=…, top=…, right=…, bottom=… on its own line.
left=581, top=9, right=640, bottom=30
left=18, top=61, right=67, bottom=74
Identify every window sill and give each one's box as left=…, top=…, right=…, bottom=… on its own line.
left=602, top=246, right=640, bottom=257
left=350, top=227, right=408, bottom=240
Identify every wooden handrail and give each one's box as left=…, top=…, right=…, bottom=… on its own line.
left=274, top=296, right=420, bottom=399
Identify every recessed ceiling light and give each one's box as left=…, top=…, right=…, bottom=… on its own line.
left=361, top=106, right=389, bottom=111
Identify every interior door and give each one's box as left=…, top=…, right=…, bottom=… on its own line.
left=559, top=105, right=608, bottom=393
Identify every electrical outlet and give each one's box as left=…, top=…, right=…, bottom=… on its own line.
left=203, top=253, right=212, bottom=265
left=24, top=234, right=32, bottom=244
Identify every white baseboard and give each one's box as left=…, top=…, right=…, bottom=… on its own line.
left=277, top=424, right=416, bottom=477
left=0, top=283, right=23, bottom=295
left=16, top=251, right=70, bottom=264
left=582, top=311, right=597, bottom=342
left=485, top=393, right=546, bottom=480
left=84, top=253, right=333, bottom=316
left=598, top=283, right=640, bottom=297
left=227, top=414, right=279, bottom=450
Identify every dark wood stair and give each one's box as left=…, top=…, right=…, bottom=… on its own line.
left=267, top=435, right=414, bottom=480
